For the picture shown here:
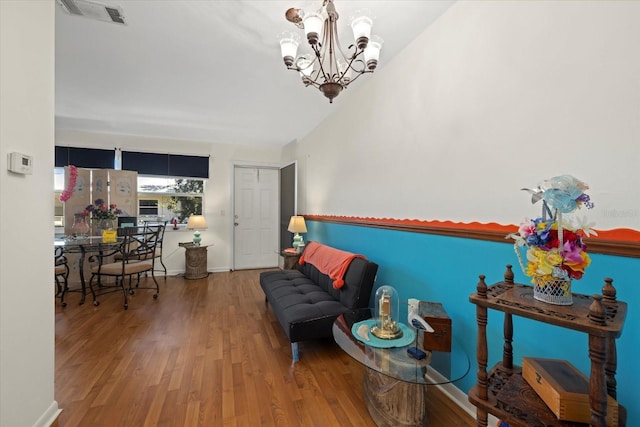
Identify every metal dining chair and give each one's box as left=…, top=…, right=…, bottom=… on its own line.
left=143, top=221, right=167, bottom=278
left=54, top=246, right=70, bottom=307
left=88, top=227, right=161, bottom=310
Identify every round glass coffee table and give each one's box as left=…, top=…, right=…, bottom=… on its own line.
left=333, top=310, right=470, bottom=426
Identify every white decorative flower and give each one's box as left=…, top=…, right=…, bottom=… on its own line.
left=574, top=216, right=598, bottom=237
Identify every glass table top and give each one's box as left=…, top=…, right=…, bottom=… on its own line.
left=333, top=310, right=470, bottom=386
left=54, top=236, right=123, bottom=252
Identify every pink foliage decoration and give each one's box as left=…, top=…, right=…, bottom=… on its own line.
left=59, top=165, right=77, bottom=202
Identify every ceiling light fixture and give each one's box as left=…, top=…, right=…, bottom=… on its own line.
left=279, top=0, right=383, bottom=103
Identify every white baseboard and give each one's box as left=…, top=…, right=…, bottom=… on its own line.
left=426, top=367, right=499, bottom=426
left=33, top=401, right=61, bottom=427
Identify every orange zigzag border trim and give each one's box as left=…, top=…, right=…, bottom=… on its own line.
left=303, top=215, right=640, bottom=258
left=303, top=215, right=640, bottom=241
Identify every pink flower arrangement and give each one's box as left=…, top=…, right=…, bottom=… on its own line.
left=83, top=199, right=122, bottom=220
left=508, top=175, right=596, bottom=283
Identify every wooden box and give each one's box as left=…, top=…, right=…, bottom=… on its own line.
left=522, top=357, right=618, bottom=426
left=418, top=301, right=451, bottom=352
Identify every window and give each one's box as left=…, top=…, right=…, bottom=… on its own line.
left=138, top=176, right=204, bottom=223
left=54, top=168, right=65, bottom=228
left=54, top=147, right=209, bottom=228
left=139, top=199, right=159, bottom=216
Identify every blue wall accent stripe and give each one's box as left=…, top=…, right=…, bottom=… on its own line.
left=307, top=220, right=639, bottom=426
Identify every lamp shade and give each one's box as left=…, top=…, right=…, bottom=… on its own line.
left=279, top=31, right=300, bottom=62
left=364, top=35, right=383, bottom=70
left=303, top=12, right=324, bottom=44
left=350, top=12, right=373, bottom=49
left=187, top=215, right=208, bottom=230
left=287, top=216, right=307, bottom=233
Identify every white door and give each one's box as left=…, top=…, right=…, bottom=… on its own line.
left=233, top=167, right=279, bottom=270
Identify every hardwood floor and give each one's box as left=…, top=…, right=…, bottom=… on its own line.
left=55, top=270, right=476, bottom=426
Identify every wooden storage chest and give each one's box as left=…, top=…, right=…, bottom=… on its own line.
left=418, top=301, right=451, bottom=352
left=522, top=357, right=618, bottom=426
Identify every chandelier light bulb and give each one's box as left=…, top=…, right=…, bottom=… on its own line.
left=364, top=35, right=383, bottom=70
left=279, top=32, right=300, bottom=67
left=303, top=12, right=324, bottom=45
left=349, top=12, right=373, bottom=50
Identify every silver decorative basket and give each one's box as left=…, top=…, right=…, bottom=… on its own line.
left=533, top=275, right=573, bottom=305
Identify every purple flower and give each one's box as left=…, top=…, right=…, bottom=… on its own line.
left=577, top=194, right=594, bottom=209
left=561, top=241, right=584, bottom=263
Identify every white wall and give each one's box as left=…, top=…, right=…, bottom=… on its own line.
left=0, top=1, right=60, bottom=426
left=289, top=1, right=640, bottom=232
left=55, top=129, right=283, bottom=272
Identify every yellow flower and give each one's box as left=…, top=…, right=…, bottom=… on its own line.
left=543, top=250, right=563, bottom=267
left=526, top=247, right=563, bottom=277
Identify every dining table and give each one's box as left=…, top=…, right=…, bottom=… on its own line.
left=54, top=235, right=124, bottom=305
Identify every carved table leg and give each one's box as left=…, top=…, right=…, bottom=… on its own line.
left=475, top=275, right=489, bottom=427
left=503, top=313, right=513, bottom=370
left=589, top=333, right=608, bottom=427
left=363, top=368, right=427, bottom=427
left=588, top=295, right=608, bottom=427
left=605, top=335, right=617, bottom=399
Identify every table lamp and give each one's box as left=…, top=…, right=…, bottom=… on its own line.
left=187, top=215, right=207, bottom=246
left=287, top=216, right=307, bottom=252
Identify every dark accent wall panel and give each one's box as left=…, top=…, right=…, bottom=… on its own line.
left=280, top=163, right=296, bottom=251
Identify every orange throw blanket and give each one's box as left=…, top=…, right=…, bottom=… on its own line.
left=299, top=242, right=366, bottom=289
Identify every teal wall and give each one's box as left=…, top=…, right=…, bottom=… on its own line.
left=307, top=220, right=639, bottom=425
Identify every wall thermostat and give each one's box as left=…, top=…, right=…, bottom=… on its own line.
left=7, top=152, right=33, bottom=175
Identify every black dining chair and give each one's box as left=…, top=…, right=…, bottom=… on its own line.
left=143, top=221, right=167, bottom=278
left=54, top=246, right=70, bottom=307
left=88, top=227, right=162, bottom=310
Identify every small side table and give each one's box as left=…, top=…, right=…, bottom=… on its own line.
left=333, top=312, right=470, bottom=427
left=179, top=242, right=209, bottom=279
left=281, top=250, right=302, bottom=270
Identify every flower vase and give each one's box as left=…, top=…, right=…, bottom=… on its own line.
left=93, top=218, right=116, bottom=236
left=533, top=275, right=573, bottom=305
left=71, top=214, right=90, bottom=237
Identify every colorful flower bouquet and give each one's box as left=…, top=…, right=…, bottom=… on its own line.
left=508, top=175, right=596, bottom=304
left=83, top=199, right=122, bottom=220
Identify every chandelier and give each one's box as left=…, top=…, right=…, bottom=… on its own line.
left=279, top=0, right=383, bottom=103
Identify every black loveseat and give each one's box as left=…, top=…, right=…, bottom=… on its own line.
left=260, top=244, right=378, bottom=361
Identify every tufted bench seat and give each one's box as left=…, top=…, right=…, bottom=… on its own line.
left=260, top=244, right=378, bottom=361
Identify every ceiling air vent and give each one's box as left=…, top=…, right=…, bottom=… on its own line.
left=57, top=0, right=125, bottom=25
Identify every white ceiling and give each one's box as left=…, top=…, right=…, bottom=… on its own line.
left=55, top=0, right=455, bottom=147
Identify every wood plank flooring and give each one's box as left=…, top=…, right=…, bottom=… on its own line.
left=55, top=270, right=476, bottom=426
